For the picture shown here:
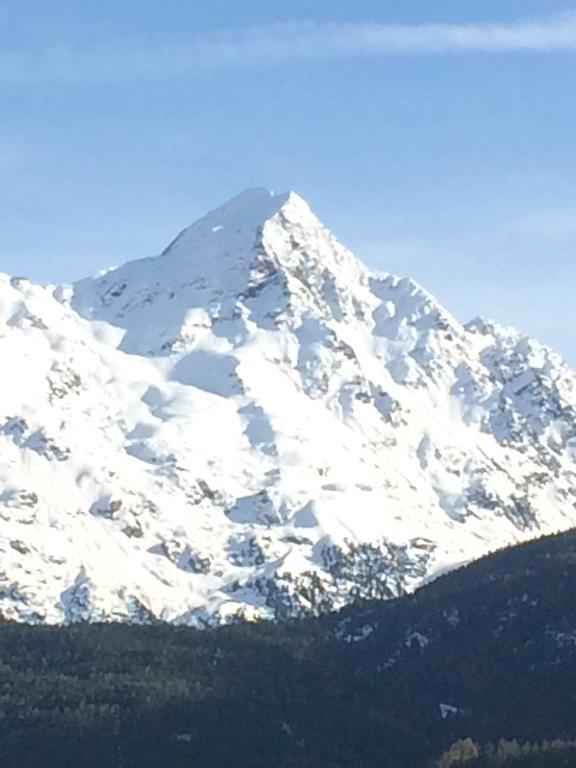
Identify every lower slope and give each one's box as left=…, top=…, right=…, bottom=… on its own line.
left=1, top=528, right=576, bottom=767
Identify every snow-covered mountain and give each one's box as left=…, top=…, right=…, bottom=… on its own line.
left=2, top=188, right=576, bottom=625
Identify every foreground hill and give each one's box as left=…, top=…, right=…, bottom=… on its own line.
left=2, top=189, right=576, bottom=623
left=1, top=529, right=576, bottom=767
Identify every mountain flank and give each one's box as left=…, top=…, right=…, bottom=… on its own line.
left=1, top=188, right=576, bottom=624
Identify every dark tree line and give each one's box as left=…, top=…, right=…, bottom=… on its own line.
left=1, top=528, right=576, bottom=767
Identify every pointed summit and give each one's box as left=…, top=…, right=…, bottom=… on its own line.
left=160, top=188, right=320, bottom=262
left=70, top=187, right=344, bottom=354
left=70, top=187, right=455, bottom=358
left=161, top=188, right=293, bottom=258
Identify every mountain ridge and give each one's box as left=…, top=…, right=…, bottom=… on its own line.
left=1, top=188, right=575, bottom=625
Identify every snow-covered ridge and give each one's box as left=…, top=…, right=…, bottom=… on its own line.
left=1, top=189, right=576, bottom=625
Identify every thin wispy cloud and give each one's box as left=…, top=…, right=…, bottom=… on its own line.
left=2, top=10, right=576, bottom=84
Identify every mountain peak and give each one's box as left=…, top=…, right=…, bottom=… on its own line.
left=4, top=189, right=576, bottom=626
left=161, top=187, right=311, bottom=258
left=71, top=186, right=344, bottom=354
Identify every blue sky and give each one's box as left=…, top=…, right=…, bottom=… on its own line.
left=1, top=1, right=576, bottom=361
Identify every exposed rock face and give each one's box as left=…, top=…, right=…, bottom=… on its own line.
left=1, top=188, right=576, bottom=625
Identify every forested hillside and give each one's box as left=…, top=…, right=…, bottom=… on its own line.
left=2, top=529, right=576, bottom=767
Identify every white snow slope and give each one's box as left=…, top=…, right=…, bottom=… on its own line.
left=2, top=188, right=576, bottom=625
